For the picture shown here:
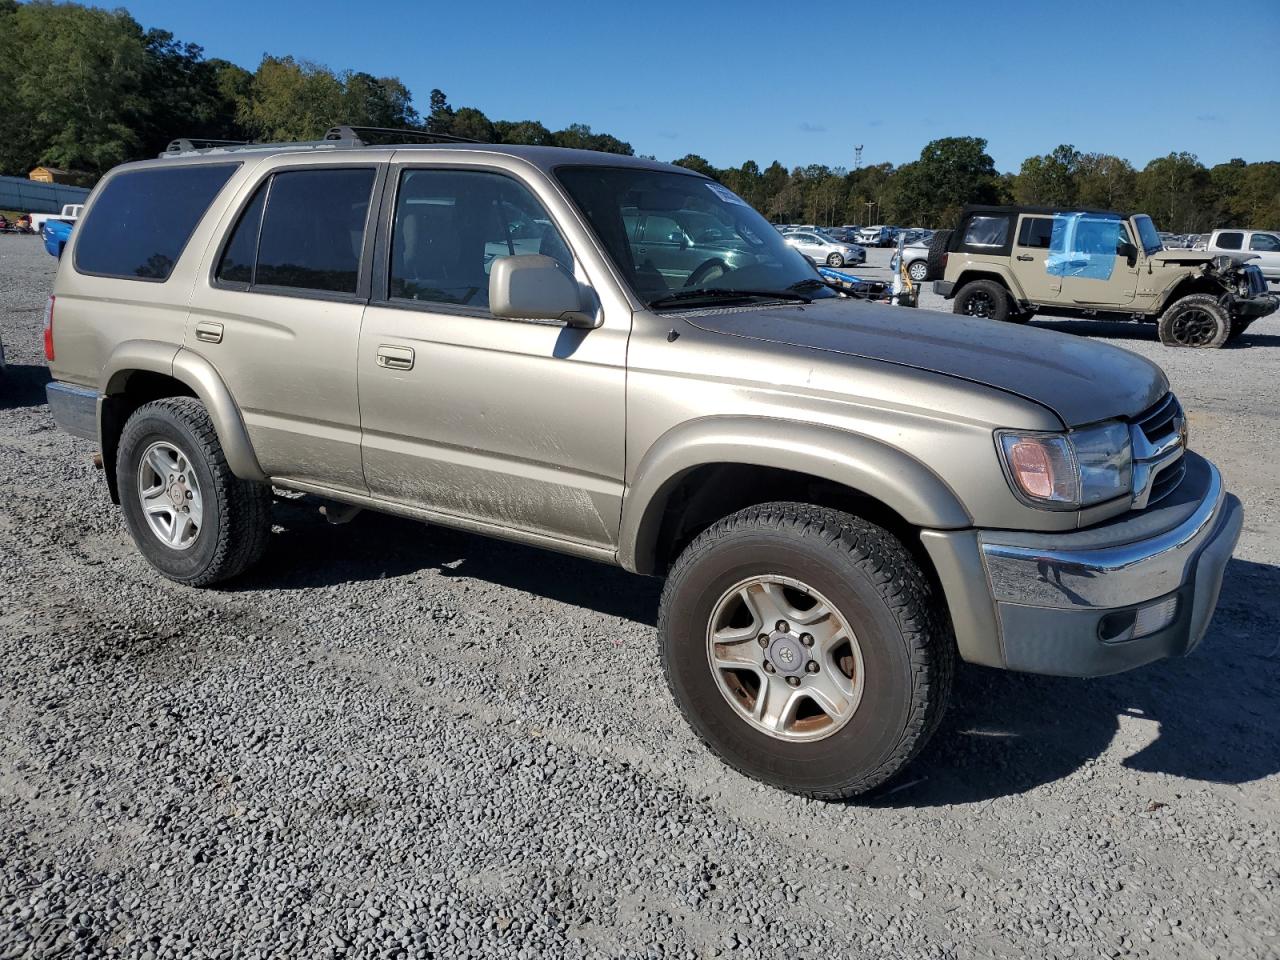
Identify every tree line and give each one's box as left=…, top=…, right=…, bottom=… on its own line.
left=2, top=1, right=1276, bottom=232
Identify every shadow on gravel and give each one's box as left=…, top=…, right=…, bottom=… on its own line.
left=0, top=362, right=51, bottom=411
left=1030, top=317, right=1280, bottom=348
left=875, top=556, right=1280, bottom=808
left=240, top=494, right=660, bottom=625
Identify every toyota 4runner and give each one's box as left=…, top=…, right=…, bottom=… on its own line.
left=43, top=131, right=1243, bottom=799
left=933, top=205, right=1277, bottom=347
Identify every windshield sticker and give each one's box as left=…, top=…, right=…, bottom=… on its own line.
left=706, top=183, right=749, bottom=207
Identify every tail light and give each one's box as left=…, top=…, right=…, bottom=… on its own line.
left=941, top=252, right=949, bottom=272
left=42, top=295, right=55, bottom=362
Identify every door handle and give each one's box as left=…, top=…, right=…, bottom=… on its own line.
left=1015, top=255, right=1034, bottom=262
left=194, top=321, right=223, bottom=344
left=376, top=344, right=415, bottom=371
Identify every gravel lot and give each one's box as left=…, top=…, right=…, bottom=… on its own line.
left=1, top=235, right=1277, bottom=960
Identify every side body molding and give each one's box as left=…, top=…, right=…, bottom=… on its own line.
left=619, top=416, right=971, bottom=574
left=99, top=341, right=266, bottom=482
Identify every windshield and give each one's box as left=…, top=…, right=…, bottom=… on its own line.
left=1133, top=215, right=1162, bottom=256
left=555, top=166, right=836, bottom=306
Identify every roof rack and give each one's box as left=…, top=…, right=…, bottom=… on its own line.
left=160, top=125, right=481, bottom=158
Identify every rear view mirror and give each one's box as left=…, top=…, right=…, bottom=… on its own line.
left=489, top=254, right=597, bottom=328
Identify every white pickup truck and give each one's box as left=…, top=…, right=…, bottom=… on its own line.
left=29, top=203, right=83, bottom=233
left=1206, top=228, right=1280, bottom=282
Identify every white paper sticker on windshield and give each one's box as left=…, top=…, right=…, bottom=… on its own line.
left=706, top=183, right=748, bottom=206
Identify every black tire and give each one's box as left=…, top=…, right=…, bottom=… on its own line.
left=117, top=397, right=271, bottom=586
left=658, top=503, right=954, bottom=800
left=826, top=252, right=845, bottom=268
left=924, top=229, right=951, bottom=281
left=953, top=279, right=1011, bottom=322
left=1158, top=294, right=1230, bottom=348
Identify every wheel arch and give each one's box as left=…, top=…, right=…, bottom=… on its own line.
left=99, top=342, right=265, bottom=503
left=1152, top=273, right=1229, bottom=314
left=619, top=417, right=971, bottom=576
left=953, top=268, right=1023, bottom=301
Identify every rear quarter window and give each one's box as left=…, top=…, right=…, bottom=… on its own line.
left=962, top=215, right=1010, bottom=248
left=74, top=164, right=239, bottom=281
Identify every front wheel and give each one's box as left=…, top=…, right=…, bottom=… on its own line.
left=1158, top=294, right=1230, bottom=348
left=117, top=397, right=272, bottom=586
left=658, top=503, right=954, bottom=800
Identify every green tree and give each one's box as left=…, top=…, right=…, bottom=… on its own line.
left=1013, top=144, right=1081, bottom=207
left=1075, top=153, right=1136, bottom=211
left=495, top=120, right=554, bottom=146
left=672, top=154, right=718, bottom=179
left=0, top=0, right=148, bottom=175
left=553, top=123, right=633, bottom=155
left=893, top=137, right=1000, bottom=226
left=1135, top=152, right=1210, bottom=232
left=339, top=72, right=419, bottom=130
left=238, top=56, right=345, bottom=141
left=449, top=106, right=496, bottom=142
left=426, top=88, right=454, bottom=134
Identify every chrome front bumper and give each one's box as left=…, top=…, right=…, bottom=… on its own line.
left=976, top=454, right=1242, bottom=676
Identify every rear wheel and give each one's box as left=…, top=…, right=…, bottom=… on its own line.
left=953, top=279, right=1011, bottom=322
left=1158, top=294, right=1230, bottom=348
left=907, top=259, right=929, bottom=282
left=659, top=503, right=953, bottom=800
left=117, top=397, right=272, bottom=586
left=826, top=252, right=845, bottom=268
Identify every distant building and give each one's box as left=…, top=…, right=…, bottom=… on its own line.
left=29, top=166, right=95, bottom=186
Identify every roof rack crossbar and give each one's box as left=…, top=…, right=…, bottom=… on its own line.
left=159, top=125, right=484, bottom=158
left=324, top=125, right=482, bottom=145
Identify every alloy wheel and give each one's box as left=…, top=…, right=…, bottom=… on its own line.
left=136, top=440, right=203, bottom=550
left=706, top=575, right=865, bottom=743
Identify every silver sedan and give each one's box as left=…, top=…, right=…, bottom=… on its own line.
left=891, top=238, right=933, bottom=282
left=783, top=231, right=866, bottom=268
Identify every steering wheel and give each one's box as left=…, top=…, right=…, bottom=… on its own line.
left=685, top=258, right=730, bottom=288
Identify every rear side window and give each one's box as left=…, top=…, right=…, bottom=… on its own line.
left=962, top=215, right=1009, bottom=248
left=1016, top=216, right=1054, bottom=249
left=75, top=164, right=238, bottom=281
left=1249, top=233, right=1279, bottom=252
left=1215, top=231, right=1244, bottom=251
left=256, top=169, right=375, bottom=293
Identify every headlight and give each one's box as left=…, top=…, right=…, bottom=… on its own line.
left=996, top=421, right=1132, bottom=509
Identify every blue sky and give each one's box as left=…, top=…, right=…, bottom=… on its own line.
left=117, top=0, right=1279, bottom=172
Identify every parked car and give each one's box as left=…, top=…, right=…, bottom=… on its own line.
left=855, top=225, right=894, bottom=247
left=890, top=236, right=933, bottom=282
left=42, top=218, right=73, bottom=257
left=1206, top=228, right=1280, bottom=282
left=44, top=138, right=1242, bottom=799
left=783, top=230, right=865, bottom=267
left=30, top=203, right=83, bottom=233
left=932, top=205, right=1277, bottom=346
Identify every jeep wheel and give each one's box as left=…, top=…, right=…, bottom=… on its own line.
left=907, top=259, right=929, bottom=282
left=1158, top=294, right=1230, bottom=348
left=658, top=503, right=953, bottom=800
left=117, top=397, right=272, bottom=586
left=953, top=279, right=1011, bottom=322
left=826, top=252, right=845, bottom=268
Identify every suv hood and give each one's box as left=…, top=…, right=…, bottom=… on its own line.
left=683, top=299, right=1168, bottom=427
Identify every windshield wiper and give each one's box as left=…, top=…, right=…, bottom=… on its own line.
left=648, top=287, right=812, bottom=309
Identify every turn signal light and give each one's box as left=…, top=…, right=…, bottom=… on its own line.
left=42, top=295, right=55, bottom=362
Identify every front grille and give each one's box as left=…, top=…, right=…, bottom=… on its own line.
left=1130, top=393, right=1187, bottom=508
left=1135, top=393, right=1181, bottom=448
left=1147, top=457, right=1187, bottom=506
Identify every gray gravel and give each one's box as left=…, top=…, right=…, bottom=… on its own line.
left=1, top=234, right=1278, bottom=959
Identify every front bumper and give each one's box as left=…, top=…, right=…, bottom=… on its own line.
left=1230, top=293, right=1278, bottom=320
left=922, top=453, right=1242, bottom=677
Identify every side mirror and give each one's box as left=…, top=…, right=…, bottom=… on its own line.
left=489, top=254, right=597, bottom=328
left=1117, top=240, right=1138, bottom=266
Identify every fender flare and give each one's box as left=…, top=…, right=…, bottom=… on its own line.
left=99, top=341, right=266, bottom=482
left=619, top=416, right=971, bottom=575
left=954, top=265, right=1026, bottom=304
